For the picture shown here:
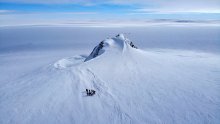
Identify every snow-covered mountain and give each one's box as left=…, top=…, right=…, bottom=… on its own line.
left=84, top=34, right=137, bottom=62
left=0, top=34, right=220, bottom=124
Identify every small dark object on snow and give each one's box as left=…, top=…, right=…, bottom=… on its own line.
left=86, top=89, right=96, bottom=96
left=130, top=42, right=137, bottom=49
left=91, top=90, right=96, bottom=94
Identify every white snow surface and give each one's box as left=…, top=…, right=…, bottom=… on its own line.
left=0, top=34, right=220, bottom=124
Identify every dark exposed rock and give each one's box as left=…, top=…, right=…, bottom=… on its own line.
left=84, top=41, right=104, bottom=62
left=129, top=42, right=137, bottom=49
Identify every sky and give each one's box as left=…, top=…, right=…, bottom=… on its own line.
left=0, top=0, right=220, bottom=26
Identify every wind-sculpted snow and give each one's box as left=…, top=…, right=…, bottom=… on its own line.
left=0, top=35, right=220, bottom=124
left=54, top=55, right=86, bottom=69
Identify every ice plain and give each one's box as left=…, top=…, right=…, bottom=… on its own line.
left=0, top=25, right=220, bottom=124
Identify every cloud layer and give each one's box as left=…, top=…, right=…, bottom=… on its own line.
left=1, top=0, right=219, bottom=14
left=0, top=0, right=220, bottom=26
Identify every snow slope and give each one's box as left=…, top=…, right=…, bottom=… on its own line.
left=0, top=34, right=220, bottom=124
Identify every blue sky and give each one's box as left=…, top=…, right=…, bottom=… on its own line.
left=0, top=0, right=220, bottom=26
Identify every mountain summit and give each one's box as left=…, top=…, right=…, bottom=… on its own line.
left=84, top=34, right=137, bottom=62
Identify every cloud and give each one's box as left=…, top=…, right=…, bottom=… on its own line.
left=1, top=0, right=219, bottom=14
left=58, top=12, right=97, bottom=14
left=0, top=10, right=15, bottom=15
left=0, top=11, right=97, bottom=15
left=0, top=11, right=99, bottom=26
left=0, top=0, right=109, bottom=4
left=134, top=8, right=220, bottom=14
left=112, top=0, right=220, bottom=14
left=0, top=10, right=14, bottom=13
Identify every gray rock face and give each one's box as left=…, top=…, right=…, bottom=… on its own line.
left=84, top=41, right=104, bottom=62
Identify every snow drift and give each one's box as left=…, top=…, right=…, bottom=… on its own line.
left=0, top=34, right=220, bottom=124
